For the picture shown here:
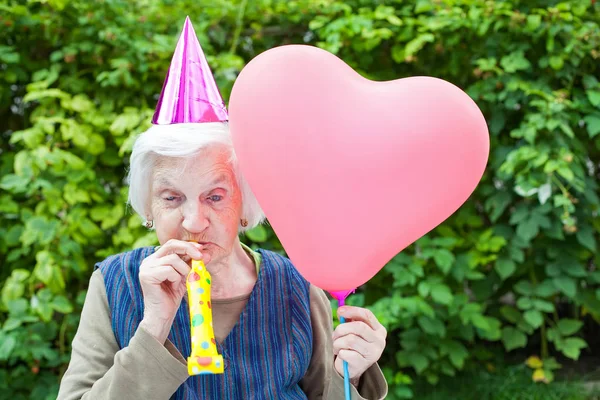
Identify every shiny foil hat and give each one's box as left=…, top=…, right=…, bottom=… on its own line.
left=152, top=16, right=228, bottom=124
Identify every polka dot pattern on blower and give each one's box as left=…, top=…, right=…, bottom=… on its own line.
left=192, top=314, right=204, bottom=327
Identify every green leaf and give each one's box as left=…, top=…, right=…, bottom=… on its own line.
left=109, top=111, right=141, bottom=136
left=471, top=314, right=490, bottom=331
left=546, top=262, right=562, bottom=277
left=0, top=47, right=20, bottom=64
left=48, top=0, right=68, bottom=11
left=532, top=299, right=555, bottom=313
left=553, top=277, right=577, bottom=298
left=34, top=251, right=65, bottom=291
left=433, top=249, right=455, bottom=275
left=31, top=290, right=55, bottom=322
left=3, top=318, right=22, bottom=331
left=516, top=218, right=539, bottom=242
left=244, top=225, right=268, bottom=242
left=410, top=353, right=429, bottom=373
left=495, top=258, right=516, bottom=280
left=583, top=75, right=599, bottom=89
left=560, top=337, right=587, bottom=360
left=502, top=327, right=527, bottom=351
left=500, top=306, right=521, bottom=323
left=477, top=316, right=501, bottom=340
left=0, top=335, right=17, bottom=360
left=22, top=88, right=70, bottom=103
left=557, top=319, right=583, bottom=336
left=79, top=218, right=103, bottom=238
left=393, top=386, right=414, bottom=399
left=70, top=94, right=94, bottom=112
left=514, top=280, right=533, bottom=296
left=536, top=280, right=558, bottom=297
left=5, top=225, right=24, bottom=247
left=2, top=270, right=28, bottom=307
left=440, top=340, right=468, bottom=369
left=587, top=90, right=600, bottom=107
left=509, top=206, right=529, bottom=225
left=547, top=327, right=560, bottom=343
left=86, top=134, right=106, bottom=155
left=549, top=56, right=564, bottom=70
left=22, top=216, right=59, bottom=246
left=414, top=0, right=433, bottom=14
left=418, top=316, right=446, bottom=337
left=0, top=195, right=19, bottom=214
left=524, top=310, right=544, bottom=328
left=6, top=298, right=28, bottom=317
left=64, top=183, right=91, bottom=205
left=576, top=225, right=597, bottom=252
left=404, top=33, right=435, bottom=57
left=0, top=174, right=30, bottom=192
left=584, top=115, right=600, bottom=138
left=500, top=51, right=531, bottom=73
left=418, top=281, right=431, bottom=297
left=544, top=357, right=562, bottom=370
left=486, top=191, right=511, bottom=222
left=526, top=14, right=541, bottom=30
left=557, top=166, right=574, bottom=182
left=34, top=252, right=54, bottom=282
left=308, top=16, right=329, bottom=30
left=517, top=297, right=533, bottom=310
left=509, top=245, right=525, bottom=263
left=51, top=296, right=73, bottom=314
left=430, top=283, right=454, bottom=305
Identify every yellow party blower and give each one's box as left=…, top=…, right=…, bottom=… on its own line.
left=186, top=259, right=224, bottom=375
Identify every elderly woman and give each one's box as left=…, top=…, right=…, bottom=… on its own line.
left=57, top=18, right=388, bottom=400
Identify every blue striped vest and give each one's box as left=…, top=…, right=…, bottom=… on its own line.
left=96, top=247, right=313, bottom=399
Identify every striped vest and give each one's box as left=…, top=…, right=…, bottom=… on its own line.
left=96, top=247, right=313, bottom=399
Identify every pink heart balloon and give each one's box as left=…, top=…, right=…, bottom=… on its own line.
left=229, top=45, right=489, bottom=292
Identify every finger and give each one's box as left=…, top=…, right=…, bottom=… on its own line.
left=338, top=306, right=383, bottom=331
left=332, top=321, right=376, bottom=343
left=141, top=253, right=194, bottom=275
left=336, top=349, right=367, bottom=368
left=155, top=254, right=192, bottom=277
left=153, top=239, right=203, bottom=260
left=333, top=333, right=371, bottom=358
left=334, top=351, right=368, bottom=382
left=141, top=265, right=183, bottom=285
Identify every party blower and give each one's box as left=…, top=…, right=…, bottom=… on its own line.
left=186, top=259, right=224, bottom=375
left=229, top=44, right=490, bottom=398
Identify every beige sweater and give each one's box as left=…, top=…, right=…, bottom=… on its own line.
left=57, top=268, right=388, bottom=399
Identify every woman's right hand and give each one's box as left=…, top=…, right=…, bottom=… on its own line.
left=138, top=239, right=208, bottom=344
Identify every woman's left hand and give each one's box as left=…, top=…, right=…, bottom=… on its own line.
left=332, top=306, right=387, bottom=385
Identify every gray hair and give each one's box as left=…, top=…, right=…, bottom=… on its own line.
left=126, top=122, right=265, bottom=232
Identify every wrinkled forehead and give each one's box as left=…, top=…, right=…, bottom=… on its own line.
left=152, top=149, right=235, bottom=188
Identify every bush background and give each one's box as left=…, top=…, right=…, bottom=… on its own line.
left=1, top=0, right=599, bottom=399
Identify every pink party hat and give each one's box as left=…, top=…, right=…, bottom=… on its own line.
left=152, top=16, right=228, bottom=124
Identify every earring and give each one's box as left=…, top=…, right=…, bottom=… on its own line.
left=144, top=220, right=154, bottom=229
left=240, top=218, right=248, bottom=227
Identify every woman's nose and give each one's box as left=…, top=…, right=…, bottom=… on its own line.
left=181, top=201, right=210, bottom=233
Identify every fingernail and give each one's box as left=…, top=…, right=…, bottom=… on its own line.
left=338, top=307, right=345, bottom=315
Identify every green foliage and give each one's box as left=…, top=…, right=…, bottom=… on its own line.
left=1, top=0, right=599, bottom=399
left=413, top=361, right=599, bottom=400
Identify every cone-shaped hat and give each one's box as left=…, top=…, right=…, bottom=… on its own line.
left=152, top=16, right=228, bottom=124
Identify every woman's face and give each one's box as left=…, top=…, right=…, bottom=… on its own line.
left=150, top=148, right=242, bottom=264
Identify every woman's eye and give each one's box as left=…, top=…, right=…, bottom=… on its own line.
left=209, top=195, right=223, bottom=202
left=165, top=196, right=178, bottom=201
